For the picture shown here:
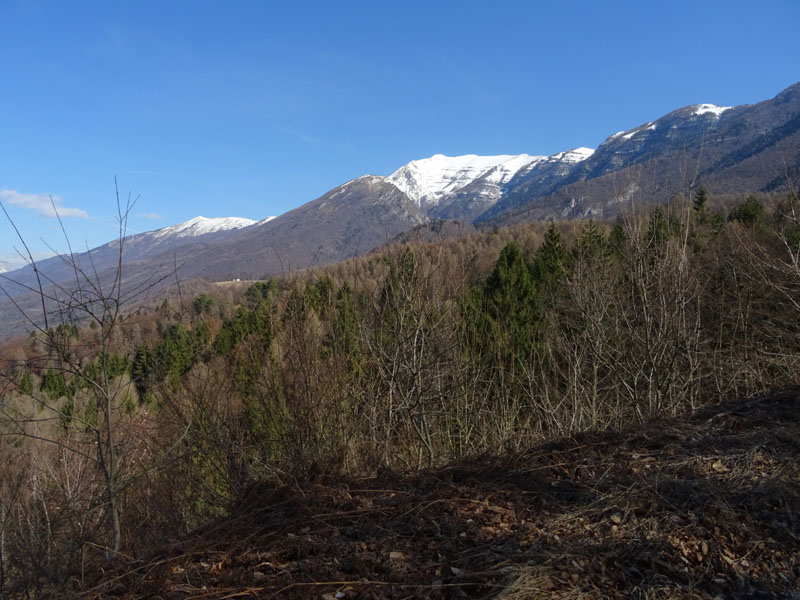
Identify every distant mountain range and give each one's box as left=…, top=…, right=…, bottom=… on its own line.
left=485, top=84, right=800, bottom=223
left=1, top=82, right=798, bottom=334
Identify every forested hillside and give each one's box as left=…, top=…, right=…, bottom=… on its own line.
left=1, top=190, right=799, bottom=597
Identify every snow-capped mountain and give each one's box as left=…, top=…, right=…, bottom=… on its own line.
left=381, top=148, right=596, bottom=222
left=386, top=153, right=541, bottom=208
left=0, top=260, right=16, bottom=274
left=0, top=215, right=267, bottom=310
left=85, top=215, right=266, bottom=265
left=152, top=216, right=257, bottom=239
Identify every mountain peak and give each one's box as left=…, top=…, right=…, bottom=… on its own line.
left=153, top=216, right=257, bottom=239
left=549, top=147, right=595, bottom=162
left=385, top=153, right=544, bottom=207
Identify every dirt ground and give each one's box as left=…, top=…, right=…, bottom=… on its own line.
left=66, top=391, right=800, bottom=599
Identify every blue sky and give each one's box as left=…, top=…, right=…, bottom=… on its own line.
left=1, top=0, right=798, bottom=267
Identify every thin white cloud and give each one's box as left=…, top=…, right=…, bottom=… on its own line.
left=283, top=127, right=325, bottom=146
left=137, top=212, right=164, bottom=220
left=0, top=189, right=89, bottom=219
left=282, top=127, right=356, bottom=154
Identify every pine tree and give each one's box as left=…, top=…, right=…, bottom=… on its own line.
left=647, top=207, right=669, bottom=248
left=531, top=223, right=569, bottom=292
left=728, top=195, right=765, bottom=228
left=690, top=187, right=724, bottom=248
left=192, top=293, right=215, bottom=315
left=332, top=283, right=362, bottom=372
left=693, top=187, right=709, bottom=213
left=482, top=242, right=539, bottom=358
left=572, top=220, right=607, bottom=262
left=608, top=222, right=627, bottom=254
left=131, top=344, right=153, bottom=401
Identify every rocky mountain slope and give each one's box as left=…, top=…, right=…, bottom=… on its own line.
left=172, top=175, right=427, bottom=280
left=488, top=82, right=800, bottom=223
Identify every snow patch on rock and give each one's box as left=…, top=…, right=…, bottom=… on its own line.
left=693, top=104, right=732, bottom=118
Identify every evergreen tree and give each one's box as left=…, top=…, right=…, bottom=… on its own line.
left=572, top=220, right=607, bottom=262
left=244, top=282, right=270, bottom=310
left=131, top=344, right=153, bottom=401
left=332, top=283, right=362, bottom=373
left=608, top=222, right=627, bottom=254
left=313, top=276, right=335, bottom=319
left=214, top=307, right=251, bottom=355
left=729, top=195, right=765, bottom=227
left=251, top=295, right=276, bottom=342
left=531, top=224, right=569, bottom=292
left=41, top=368, right=71, bottom=401
left=481, top=242, right=539, bottom=359
left=191, top=321, right=212, bottom=361
left=647, top=207, right=670, bottom=248
left=693, top=187, right=709, bottom=213
left=18, top=371, right=33, bottom=395
left=192, top=293, right=215, bottom=315
left=690, top=187, right=724, bottom=248
left=155, top=323, right=195, bottom=388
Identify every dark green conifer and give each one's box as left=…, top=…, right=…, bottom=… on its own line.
left=531, top=224, right=569, bottom=291
left=573, top=220, right=607, bottom=261
left=693, top=187, right=709, bottom=213
left=647, top=207, right=669, bottom=248
left=482, top=242, right=539, bottom=357
left=728, top=195, right=765, bottom=227
left=608, top=222, right=627, bottom=254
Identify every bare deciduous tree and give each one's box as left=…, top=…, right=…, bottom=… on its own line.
left=0, top=182, right=186, bottom=591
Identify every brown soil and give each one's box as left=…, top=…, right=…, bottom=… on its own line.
left=66, top=391, right=800, bottom=599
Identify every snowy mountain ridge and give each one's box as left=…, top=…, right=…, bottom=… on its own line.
left=152, top=216, right=258, bottom=239
left=384, top=149, right=594, bottom=208
left=600, top=102, right=735, bottom=149
left=129, top=151, right=597, bottom=244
